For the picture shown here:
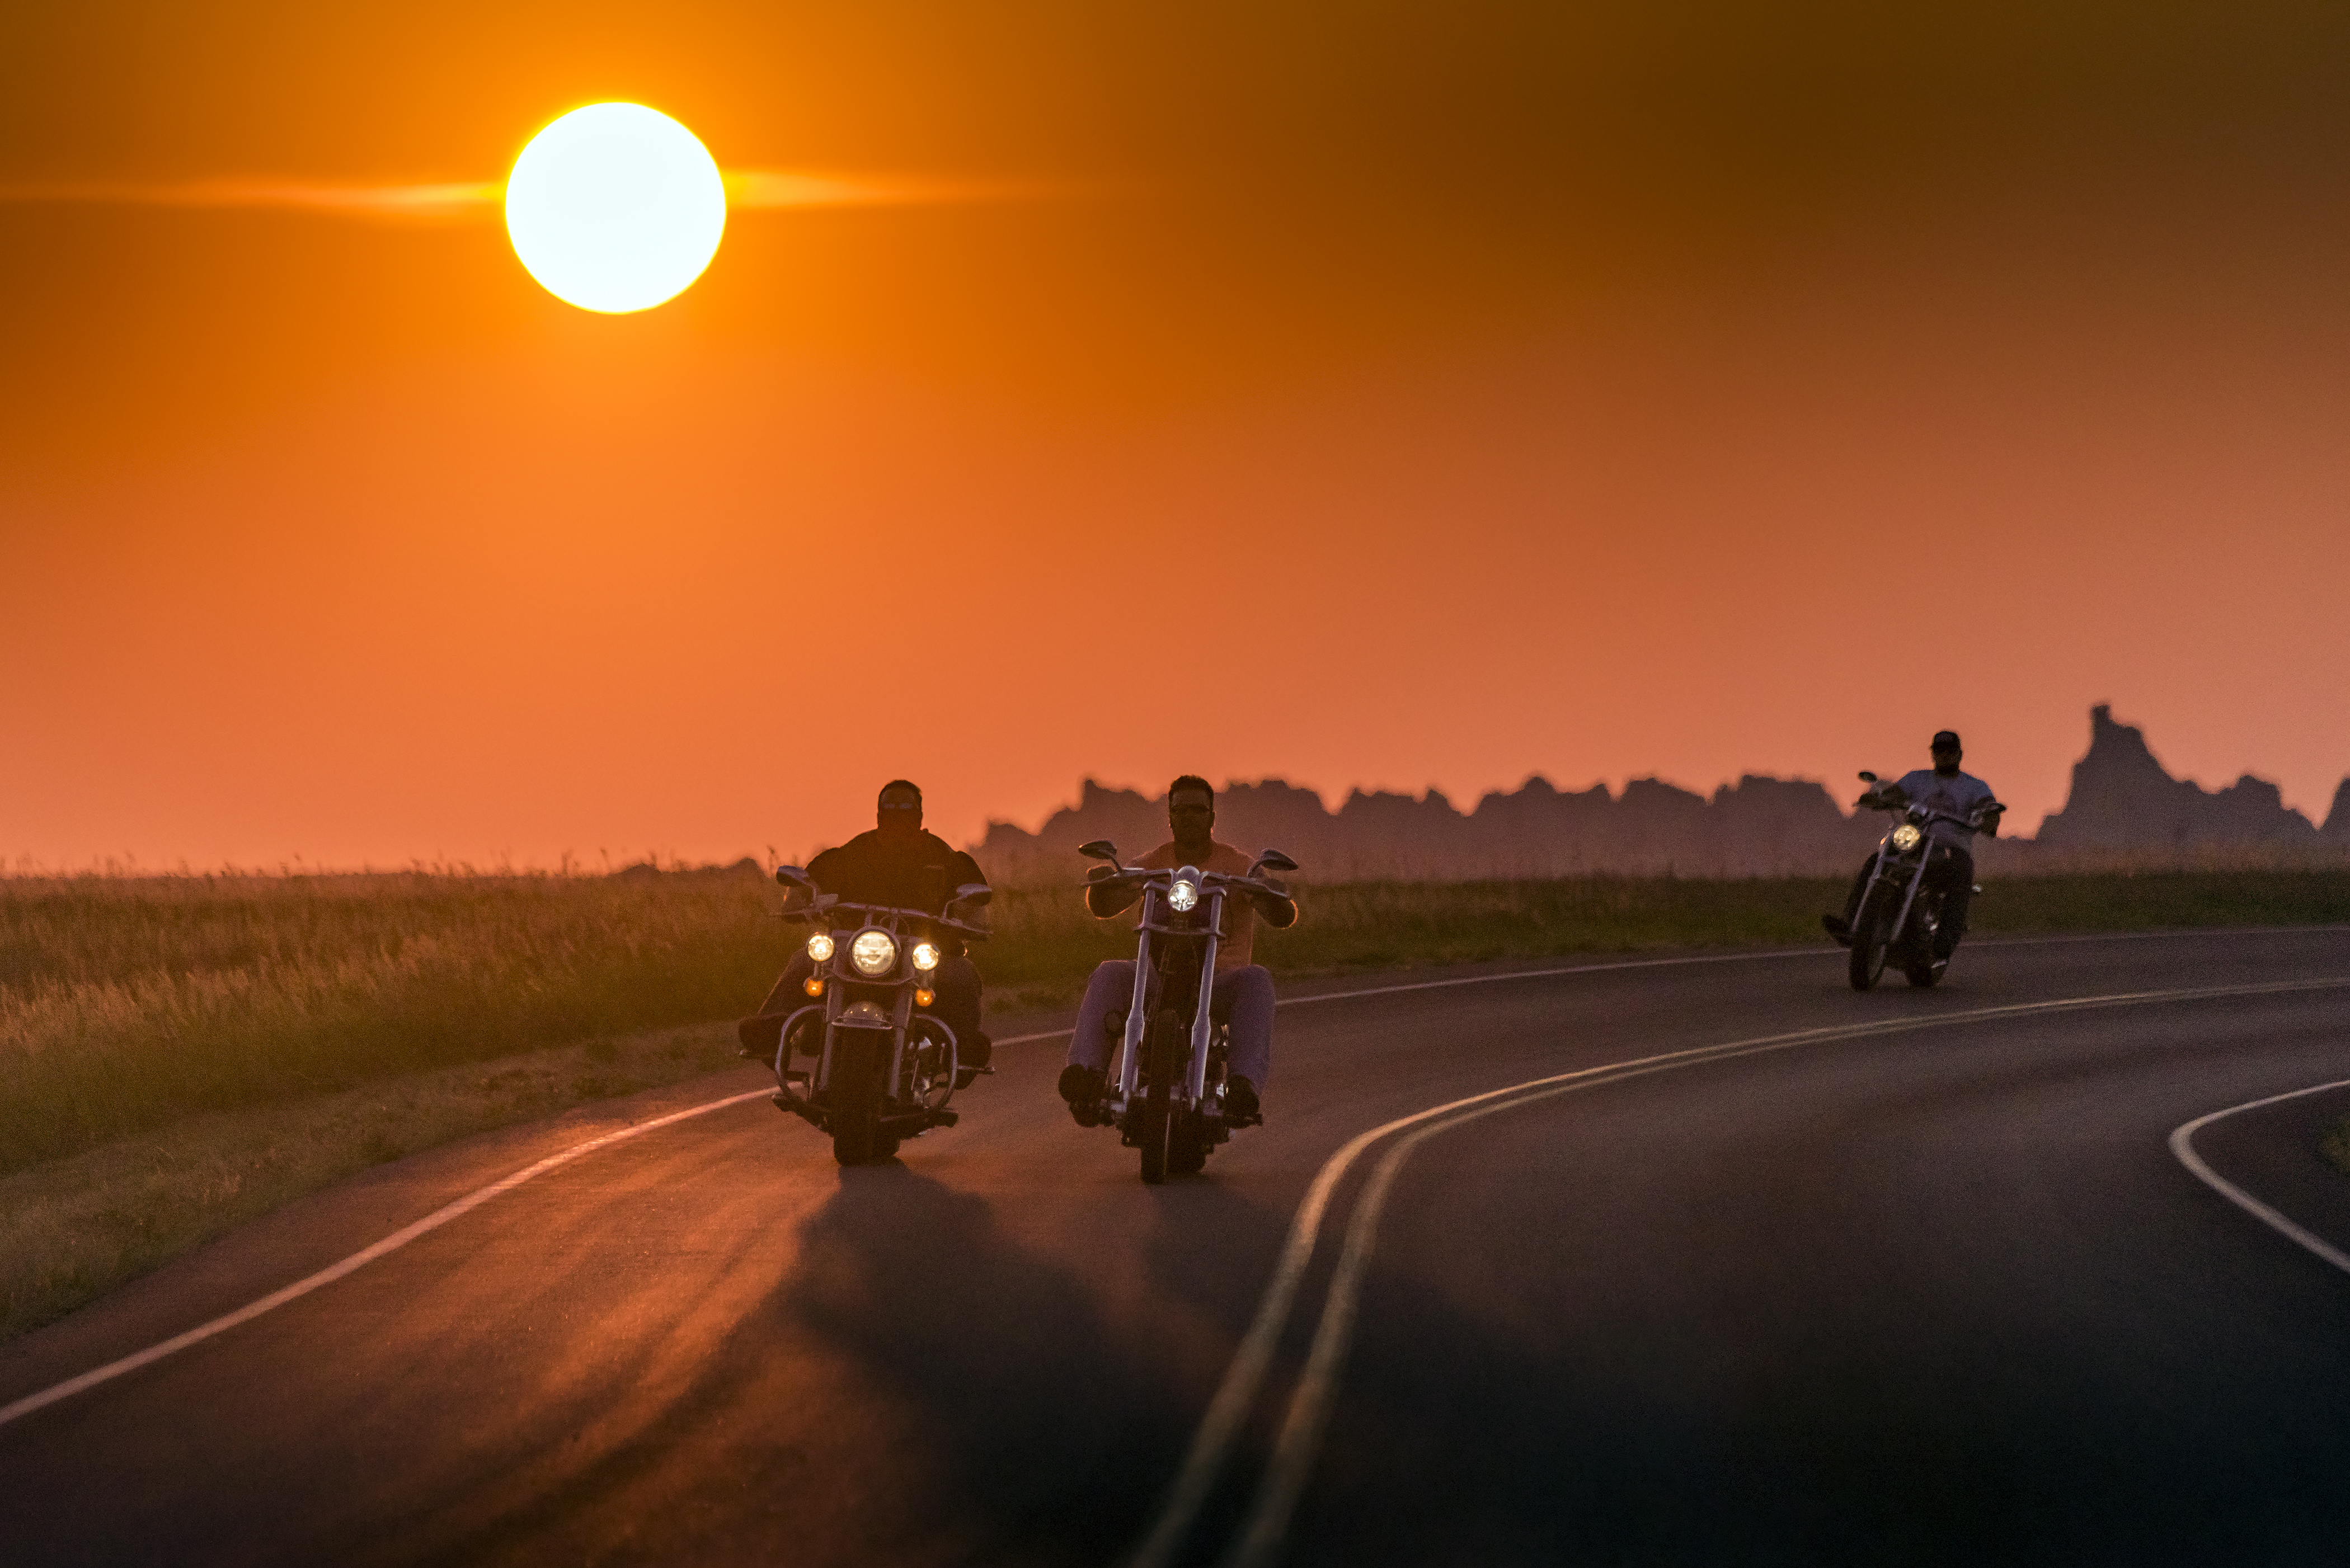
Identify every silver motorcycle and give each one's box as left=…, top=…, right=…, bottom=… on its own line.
left=1074, top=839, right=1296, bottom=1185
left=766, top=867, right=992, bottom=1165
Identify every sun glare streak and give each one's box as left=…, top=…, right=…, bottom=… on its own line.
left=1, top=172, right=1054, bottom=219
left=0, top=180, right=501, bottom=218
left=0, top=171, right=1053, bottom=234
left=722, top=171, right=1049, bottom=209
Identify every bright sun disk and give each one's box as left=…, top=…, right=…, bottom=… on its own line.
left=504, top=103, right=726, bottom=313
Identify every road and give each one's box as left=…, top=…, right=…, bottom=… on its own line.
left=4, top=929, right=2349, bottom=1565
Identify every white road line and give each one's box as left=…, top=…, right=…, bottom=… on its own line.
left=2169, top=1080, right=2350, bottom=1277
left=1017, top=926, right=2350, bottom=1051
left=1130, top=974, right=2350, bottom=1568
left=0, top=1088, right=776, bottom=1432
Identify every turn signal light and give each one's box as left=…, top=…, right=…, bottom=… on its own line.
left=803, top=978, right=824, bottom=997
left=915, top=988, right=936, bottom=1007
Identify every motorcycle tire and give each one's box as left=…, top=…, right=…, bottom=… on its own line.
left=830, top=1038, right=883, bottom=1166
left=1138, top=1009, right=1181, bottom=1185
left=1848, top=886, right=1896, bottom=991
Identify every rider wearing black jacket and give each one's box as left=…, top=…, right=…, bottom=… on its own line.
left=736, top=780, right=991, bottom=1066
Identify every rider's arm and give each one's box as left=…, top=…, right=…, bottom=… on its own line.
left=1253, top=883, right=1298, bottom=929
left=1086, top=870, right=1145, bottom=919
left=948, top=848, right=988, bottom=889
left=804, top=844, right=845, bottom=897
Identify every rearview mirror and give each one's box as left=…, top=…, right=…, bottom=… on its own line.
left=776, top=864, right=814, bottom=889
left=1253, top=849, right=1299, bottom=875
left=1078, top=840, right=1121, bottom=864
left=951, top=882, right=993, bottom=909
left=1858, top=771, right=1877, bottom=784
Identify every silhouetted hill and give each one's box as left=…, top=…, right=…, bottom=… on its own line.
left=974, top=771, right=1880, bottom=885
left=967, top=705, right=2349, bottom=884
left=2033, top=704, right=2320, bottom=855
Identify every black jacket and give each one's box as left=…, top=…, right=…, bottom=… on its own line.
left=807, top=828, right=987, bottom=919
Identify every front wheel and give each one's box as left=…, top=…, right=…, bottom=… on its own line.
left=1848, top=884, right=1897, bottom=991
left=1138, top=1009, right=1181, bottom=1185
left=829, top=1037, right=884, bottom=1166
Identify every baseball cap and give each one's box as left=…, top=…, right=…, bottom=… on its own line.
left=1930, top=731, right=1962, bottom=752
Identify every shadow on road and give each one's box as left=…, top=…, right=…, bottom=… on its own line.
left=777, top=1160, right=1203, bottom=1559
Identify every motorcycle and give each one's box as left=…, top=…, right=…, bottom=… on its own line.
left=765, top=865, right=993, bottom=1165
left=1074, top=839, right=1297, bottom=1185
left=1844, top=770, right=2004, bottom=992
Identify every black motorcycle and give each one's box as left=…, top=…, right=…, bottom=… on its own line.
left=1845, top=771, right=2003, bottom=991
left=765, top=867, right=992, bottom=1165
left=1074, top=839, right=1296, bottom=1185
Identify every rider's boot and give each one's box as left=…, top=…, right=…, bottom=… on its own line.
left=1058, top=1063, right=1106, bottom=1127
left=955, top=1032, right=993, bottom=1089
left=736, top=1013, right=784, bottom=1060
left=1225, top=1076, right=1262, bottom=1126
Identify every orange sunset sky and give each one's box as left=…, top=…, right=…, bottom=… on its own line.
left=4, top=3, right=2349, bottom=869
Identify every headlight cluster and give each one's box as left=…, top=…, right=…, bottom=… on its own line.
left=806, top=933, right=835, bottom=963
left=850, top=929, right=898, bottom=976
left=1890, top=823, right=1924, bottom=853
left=911, top=941, right=941, bottom=973
left=1167, top=874, right=1201, bottom=913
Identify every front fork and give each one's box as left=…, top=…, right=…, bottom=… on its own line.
left=1863, top=850, right=1930, bottom=949
left=1110, top=906, right=1223, bottom=1112
left=1116, top=938, right=1153, bottom=1103
left=1187, top=894, right=1221, bottom=1105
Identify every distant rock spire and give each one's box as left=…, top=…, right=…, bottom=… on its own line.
left=2035, top=704, right=2316, bottom=851
left=2321, top=779, right=2350, bottom=842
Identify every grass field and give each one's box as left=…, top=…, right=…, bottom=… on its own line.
left=5, top=865, right=2349, bottom=1341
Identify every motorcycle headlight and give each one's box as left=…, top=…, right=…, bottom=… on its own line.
left=806, top=933, right=835, bottom=963
left=1890, top=823, right=1923, bottom=853
left=911, top=941, right=941, bottom=972
left=1167, top=875, right=1201, bottom=913
left=850, top=929, right=898, bottom=976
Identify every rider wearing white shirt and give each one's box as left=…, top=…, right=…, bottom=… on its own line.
left=1825, top=731, right=2003, bottom=957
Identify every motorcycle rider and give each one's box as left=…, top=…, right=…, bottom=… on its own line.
left=736, top=779, right=991, bottom=1068
left=1824, top=731, right=2003, bottom=955
left=1057, top=775, right=1298, bottom=1125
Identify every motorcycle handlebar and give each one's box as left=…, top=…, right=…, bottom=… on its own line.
left=1873, top=803, right=1999, bottom=830
left=1083, top=867, right=1291, bottom=901
left=796, top=897, right=991, bottom=938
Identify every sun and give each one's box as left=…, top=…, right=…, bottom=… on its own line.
left=504, top=103, right=727, bottom=313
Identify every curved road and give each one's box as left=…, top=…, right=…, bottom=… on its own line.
left=4, top=930, right=2349, bottom=1565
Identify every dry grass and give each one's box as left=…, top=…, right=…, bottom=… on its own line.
left=0, top=869, right=783, bottom=1173
left=0, top=1021, right=740, bottom=1343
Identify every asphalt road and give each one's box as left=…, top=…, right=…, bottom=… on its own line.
left=4, top=929, right=2349, bottom=1566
